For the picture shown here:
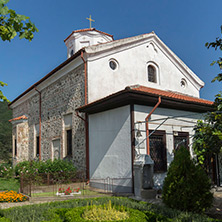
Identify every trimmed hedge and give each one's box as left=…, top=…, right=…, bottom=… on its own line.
left=43, top=206, right=148, bottom=222
left=0, top=197, right=218, bottom=222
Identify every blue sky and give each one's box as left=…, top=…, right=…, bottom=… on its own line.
left=1, top=0, right=222, bottom=102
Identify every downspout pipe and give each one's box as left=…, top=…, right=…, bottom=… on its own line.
left=145, top=96, right=161, bottom=155
left=80, top=51, right=89, bottom=180
left=76, top=111, right=89, bottom=180
left=34, top=87, right=41, bottom=161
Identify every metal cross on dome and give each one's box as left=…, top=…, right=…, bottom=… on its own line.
left=86, top=15, right=95, bottom=28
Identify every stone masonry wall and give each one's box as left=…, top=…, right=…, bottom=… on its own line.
left=12, top=64, right=86, bottom=171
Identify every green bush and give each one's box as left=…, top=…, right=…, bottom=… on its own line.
left=0, top=197, right=217, bottom=222
left=162, top=146, right=213, bottom=213
left=14, top=159, right=76, bottom=182
left=0, top=163, right=13, bottom=179
left=0, top=217, right=10, bottom=222
left=44, top=204, right=148, bottom=222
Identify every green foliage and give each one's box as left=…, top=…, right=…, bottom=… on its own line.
left=0, top=0, right=38, bottom=102
left=0, top=217, right=10, bottom=222
left=193, top=94, right=222, bottom=164
left=14, top=159, right=77, bottom=182
left=82, top=200, right=129, bottom=221
left=0, top=81, right=8, bottom=102
left=0, top=0, right=38, bottom=42
left=205, top=25, right=222, bottom=83
left=0, top=163, right=13, bottom=178
left=193, top=26, right=222, bottom=165
left=0, top=101, right=12, bottom=161
left=162, top=147, right=213, bottom=213
left=0, top=178, right=20, bottom=191
left=0, top=197, right=217, bottom=222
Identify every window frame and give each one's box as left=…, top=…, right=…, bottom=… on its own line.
left=147, top=61, right=159, bottom=84
left=173, top=131, right=189, bottom=151
left=149, top=130, right=167, bottom=173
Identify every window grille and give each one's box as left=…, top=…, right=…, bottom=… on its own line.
left=149, top=131, right=167, bottom=172
left=174, top=132, right=189, bottom=151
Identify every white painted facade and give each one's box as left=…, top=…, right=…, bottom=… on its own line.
left=86, top=33, right=204, bottom=103
left=88, top=103, right=205, bottom=190
left=134, top=105, right=204, bottom=187
left=64, top=30, right=113, bottom=58
left=89, top=106, right=132, bottom=192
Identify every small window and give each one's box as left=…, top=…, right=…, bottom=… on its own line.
left=70, top=49, right=74, bottom=56
left=180, top=78, right=187, bottom=88
left=36, top=136, right=40, bottom=157
left=66, top=129, right=72, bottom=156
left=109, top=59, right=118, bottom=70
left=174, top=132, right=189, bottom=151
left=14, top=139, right=17, bottom=156
left=148, top=65, right=157, bottom=83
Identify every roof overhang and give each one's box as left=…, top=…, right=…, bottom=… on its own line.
left=76, top=87, right=214, bottom=114
left=9, top=49, right=84, bottom=108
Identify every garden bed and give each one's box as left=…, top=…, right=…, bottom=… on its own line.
left=0, top=197, right=218, bottom=222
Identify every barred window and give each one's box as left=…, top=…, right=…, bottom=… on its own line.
left=174, top=132, right=189, bottom=151
left=149, top=130, right=167, bottom=173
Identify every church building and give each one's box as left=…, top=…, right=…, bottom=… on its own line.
left=9, top=27, right=220, bottom=191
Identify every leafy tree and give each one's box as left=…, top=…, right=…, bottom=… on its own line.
left=0, top=101, right=12, bottom=162
left=0, top=0, right=38, bottom=101
left=193, top=26, right=222, bottom=164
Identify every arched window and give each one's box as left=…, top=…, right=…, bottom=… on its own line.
left=148, top=65, right=157, bottom=83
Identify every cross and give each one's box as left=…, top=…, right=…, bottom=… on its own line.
left=86, top=15, right=95, bottom=29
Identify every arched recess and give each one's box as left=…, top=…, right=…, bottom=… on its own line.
left=147, top=61, right=160, bottom=84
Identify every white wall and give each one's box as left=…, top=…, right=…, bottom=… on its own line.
left=134, top=104, right=205, bottom=188
left=65, top=31, right=113, bottom=58
left=87, top=39, right=200, bottom=103
left=89, top=105, right=132, bottom=192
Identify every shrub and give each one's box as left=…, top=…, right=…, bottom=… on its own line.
left=162, top=146, right=213, bottom=213
left=14, top=159, right=77, bottom=182
left=44, top=202, right=148, bottom=222
left=0, top=197, right=217, bottom=222
left=0, top=163, right=13, bottom=179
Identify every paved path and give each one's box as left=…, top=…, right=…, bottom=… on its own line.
left=207, top=189, right=222, bottom=219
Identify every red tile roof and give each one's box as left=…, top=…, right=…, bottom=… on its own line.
left=64, top=28, right=114, bottom=42
left=129, top=85, right=213, bottom=105
left=9, top=115, right=28, bottom=122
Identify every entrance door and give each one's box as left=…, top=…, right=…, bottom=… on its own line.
left=52, top=139, right=60, bottom=160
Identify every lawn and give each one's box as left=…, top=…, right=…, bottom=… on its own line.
left=0, top=178, right=20, bottom=192
left=32, top=187, right=107, bottom=197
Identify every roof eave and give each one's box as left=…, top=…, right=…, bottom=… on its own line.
left=76, top=89, right=214, bottom=114
left=9, top=49, right=84, bottom=108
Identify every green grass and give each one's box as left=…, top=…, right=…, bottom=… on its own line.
left=0, top=178, right=20, bottom=192
left=32, top=188, right=106, bottom=197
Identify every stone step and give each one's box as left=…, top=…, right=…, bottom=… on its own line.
left=141, top=189, right=157, bottom=199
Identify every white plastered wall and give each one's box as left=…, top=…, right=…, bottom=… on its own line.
left=134, top=104, right=205, bottom=188
left=88, top=105, right=132, bottom=192
left=87, top=40, right=200, bottom=103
